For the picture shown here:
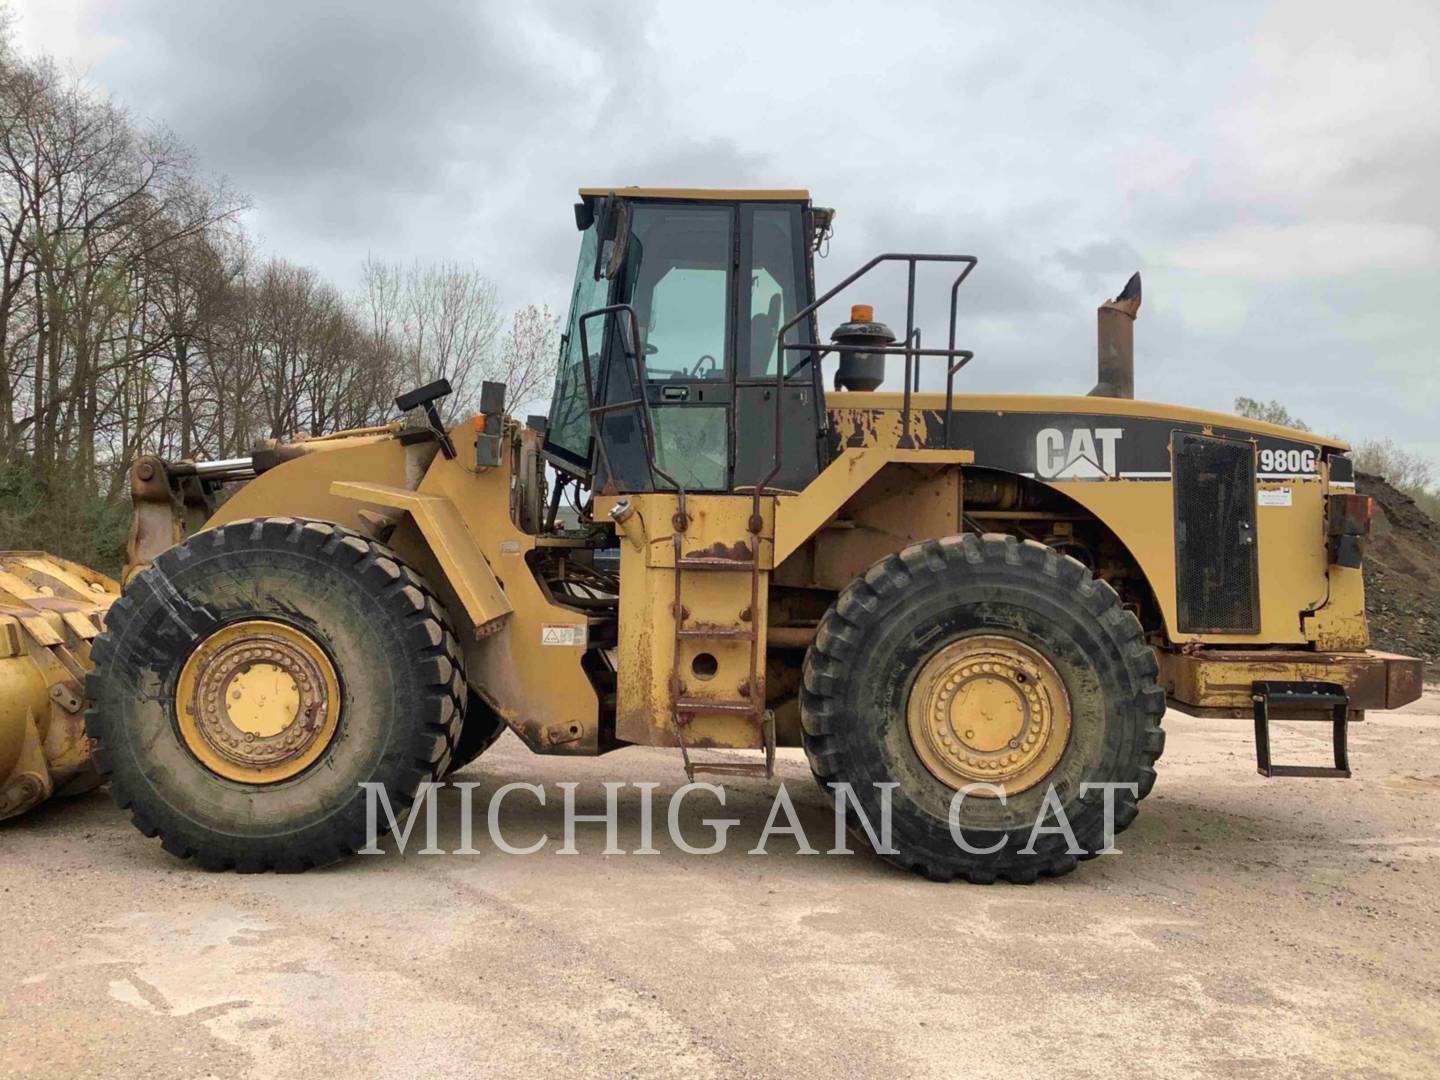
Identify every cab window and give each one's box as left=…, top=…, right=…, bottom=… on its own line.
left=618, top=204, right=734, bottom=491
left=741, top=206, right=809, bottom=379
left=545, top=223, right=610, bottom=470
left=623, top=205, right=732, bottom=381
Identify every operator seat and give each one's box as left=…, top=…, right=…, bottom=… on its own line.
left=749, top=293, right=783, bottom=376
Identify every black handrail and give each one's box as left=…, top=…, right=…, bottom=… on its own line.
left=577, top=303, right=684, bottom=499
left=578, top=256, right=978, bottom=526
left=761, top=254, right=979, bottom=512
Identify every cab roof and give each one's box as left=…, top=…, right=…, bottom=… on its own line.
left=578, top=186, right=810, bottom=203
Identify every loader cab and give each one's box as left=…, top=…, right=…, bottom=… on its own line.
left=544, top=189, right=829, bottom=494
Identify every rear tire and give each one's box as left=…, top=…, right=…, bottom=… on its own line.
left=801, top=533, right=1165, bottom=883
left=86, top=517, right=465, bottom=872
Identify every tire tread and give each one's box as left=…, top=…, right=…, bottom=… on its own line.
left=800, top=533, right=1166, bottom=884
left=85, top=517, right=467, bottom=872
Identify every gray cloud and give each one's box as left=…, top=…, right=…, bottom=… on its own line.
left=16, top=0, right=1437, bottom=461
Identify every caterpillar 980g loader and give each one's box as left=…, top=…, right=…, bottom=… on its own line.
left=9, top=187, right=1422, bottom=882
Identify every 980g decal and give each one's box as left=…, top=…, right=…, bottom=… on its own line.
left=1258, top=446, right=1318, bottom=477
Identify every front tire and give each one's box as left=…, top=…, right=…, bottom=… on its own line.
left=445, top=691, right=507, bottom=775
left=801, top=533, right=1165, bottom=883
left=86, top=518, right=465, bottom=872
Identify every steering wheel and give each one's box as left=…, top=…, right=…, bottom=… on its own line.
left=690, top=354, right=718, bottom=379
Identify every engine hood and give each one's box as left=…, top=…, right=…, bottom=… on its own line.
left=826, top=391, right=1347, bottom=452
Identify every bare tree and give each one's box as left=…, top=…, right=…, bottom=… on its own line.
left=0, top=41, right=243, bottom=490
left=498, top=303, right=560, bottom=413
left=1353, top=439, right=1435, bottom=495
left=1233, top=397, right=1311, bottom=432
left=359, top=256, right=502, bottom=417
left=0, top=23, right=563, bottom=568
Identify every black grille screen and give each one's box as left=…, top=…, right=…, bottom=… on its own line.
left=1174, top=433, right=1259, bottom=633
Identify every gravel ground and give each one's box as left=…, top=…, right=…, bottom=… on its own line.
left=3, top=689, right=1439, bottom=1079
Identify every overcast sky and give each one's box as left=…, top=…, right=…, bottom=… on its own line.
left=11, top=1, right=1438, bottom=463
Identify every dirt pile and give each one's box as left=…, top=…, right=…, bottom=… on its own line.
left=1357, top=471, right=1440, bottom=662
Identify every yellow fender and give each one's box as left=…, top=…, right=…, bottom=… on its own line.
left=329, top=481, right=513, bottom=634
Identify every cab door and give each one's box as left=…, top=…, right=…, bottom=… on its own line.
left=612, top=202, right=735, bottom=492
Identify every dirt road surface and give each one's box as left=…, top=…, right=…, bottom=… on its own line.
left=4, top=690, right=1439, bottom=1079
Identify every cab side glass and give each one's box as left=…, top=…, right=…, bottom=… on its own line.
left=545, top=223, right=609, bottom=470
left=743, top=208, right=806, bottom=379
left=624, top=204, right=732, bottom=381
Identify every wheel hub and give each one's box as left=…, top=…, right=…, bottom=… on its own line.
left=906, top=634, right=1071, bottom=796
left=175, top=620, right=340, bottom=784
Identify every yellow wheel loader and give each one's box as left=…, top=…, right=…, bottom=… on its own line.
left=10, top=188, right=1425, bottom=881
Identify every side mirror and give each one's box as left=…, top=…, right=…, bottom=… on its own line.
left=395, top=378, right=456, bottom=459
left=394, top=377, right=452, bottom=414
left=592, top=196, right=631, bottom=281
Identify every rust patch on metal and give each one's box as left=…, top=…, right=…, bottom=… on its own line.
left=1380, top=653, right=1425, bottom=709
left=543, top=721, right=584, bottom=747
left=1158, top=647, right=1422, bottom=712
left=684, top=539, right=754, bottom=562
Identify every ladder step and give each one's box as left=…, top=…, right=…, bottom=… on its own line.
left=1258, top=764, right=1352, bottom=779
left=676, top=625, right=755, bottom=640
left=672, top=710, right=777, bottom=783
left=675, top=697, right=757, bottom=714
left=674, top=557, right=753, bottom=571
left=688, top=761, right=772, bottom=778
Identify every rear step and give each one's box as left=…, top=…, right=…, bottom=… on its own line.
left=1252, top=680, right=1352, bottom=779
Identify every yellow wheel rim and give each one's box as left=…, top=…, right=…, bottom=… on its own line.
left=906, top=634, right=1071, bottom=797
left=175, top=620, right=341, bottom=784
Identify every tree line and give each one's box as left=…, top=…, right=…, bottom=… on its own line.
left=0, top=26, right=556, bottom=568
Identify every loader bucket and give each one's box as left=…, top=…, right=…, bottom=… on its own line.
left=0, top=552, right=119, bottom=821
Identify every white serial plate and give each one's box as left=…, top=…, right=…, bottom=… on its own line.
left=1258, top=487, right=1292, bottom=507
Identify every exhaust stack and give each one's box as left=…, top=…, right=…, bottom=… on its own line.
left=1089, top=272, right=1141, bottom=399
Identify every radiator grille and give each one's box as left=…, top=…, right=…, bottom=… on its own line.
left=1174, top=433, right=1259, bottom=633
